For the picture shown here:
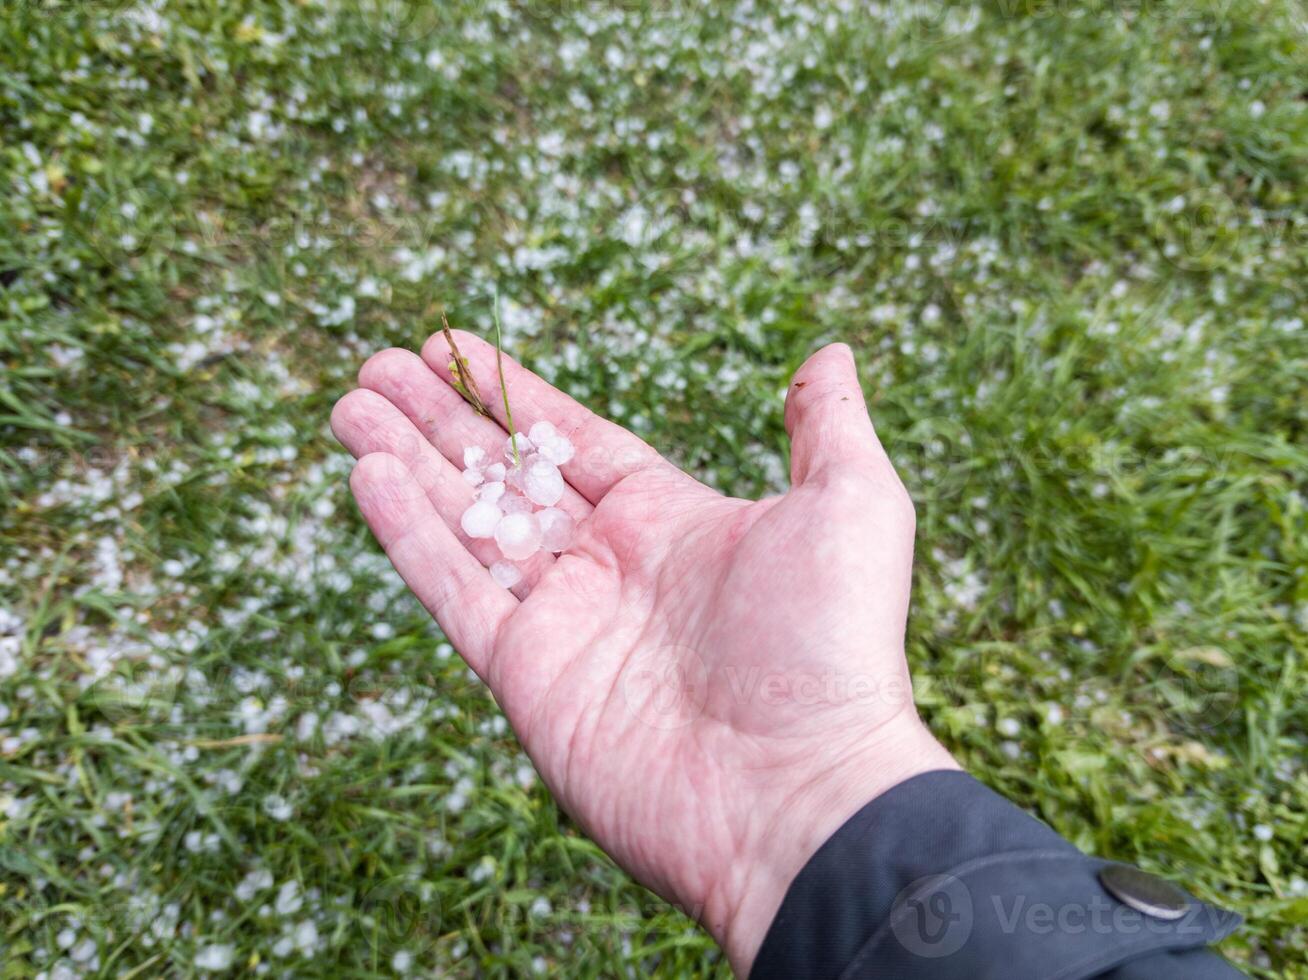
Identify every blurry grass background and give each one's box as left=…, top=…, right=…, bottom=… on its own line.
left=1, top=0, right=1306, bottom=976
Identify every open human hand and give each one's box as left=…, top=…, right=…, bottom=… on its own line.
left=331, top=334, right=957, bottom=975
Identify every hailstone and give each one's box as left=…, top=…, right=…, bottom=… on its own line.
left=536, top=507, right=575, bottom=553
left=463, top=422, right=578, bottom=586
left=523, top=459, right=564, bottom=507
left=495, top=511, right=542, bottom=561
left=460, top=500, right=501, bottom=539
left=489, top=560, right=522, bottom=588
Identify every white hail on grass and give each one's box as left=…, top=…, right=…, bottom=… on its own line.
left=195, top=944, right=235, bottom=972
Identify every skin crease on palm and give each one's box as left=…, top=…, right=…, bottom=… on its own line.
left=330, top=332, right=960, bottom=976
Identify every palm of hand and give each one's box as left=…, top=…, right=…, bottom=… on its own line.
left=332, top=333, right=952, bottom=973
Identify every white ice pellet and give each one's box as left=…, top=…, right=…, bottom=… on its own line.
left=478, top=481, right=506, bottom=504
left=537, top=436, right=574, bottom=465
left=460, top=500, right=501, bottom=538
left=196, top=945, right=235, bottom=972
left=505, top=456, right=529, bottom=490
left=523, top=458, right=565, bottom=506
left=489, top=560, right=523, bottom=589
left=504, top=433, right=534, bottom=460
left=495, top=511, right=542, bottom=560
left=464, top=446, right=487, bottom=469
left=484, top=461, right=506, bottom=482
left=536, top=507, right=575, bottom=552
left=526, top=419, right=575, bottom=465
left=462, top=467, right=484, bottom=487
left=501, top=491, right=534, bottom=515
left=529, top=420, right=559, bottom=445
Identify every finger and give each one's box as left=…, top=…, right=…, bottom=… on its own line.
left=350, top=452, right=516, bottom=679
left=358, top=348, right=593, bottom=525
left=784, top=343, right=899, bottom=487
left=331, top=388, right=556, bottom=593
left=421, top=329, right=671, bottom=503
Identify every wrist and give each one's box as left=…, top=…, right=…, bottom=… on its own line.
left=709, top=716, right=959, bottom=977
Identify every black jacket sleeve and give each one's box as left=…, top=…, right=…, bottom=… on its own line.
left=750, top=770, right=1244, bottom=980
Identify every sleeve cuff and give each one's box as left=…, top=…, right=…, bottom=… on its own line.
left=750, top=770, right=1241, bottom=980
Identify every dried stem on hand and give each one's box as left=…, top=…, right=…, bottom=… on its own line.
left=442, top=310, right=491, bottom=418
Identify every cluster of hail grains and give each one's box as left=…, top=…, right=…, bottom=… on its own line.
left=459, top=421, right=576, bottom=589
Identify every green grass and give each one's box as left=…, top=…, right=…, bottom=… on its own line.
left=1, top=0, right=1305, bottom=976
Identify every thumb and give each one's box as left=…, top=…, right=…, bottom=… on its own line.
left=784, top=343, right=895, bottom=487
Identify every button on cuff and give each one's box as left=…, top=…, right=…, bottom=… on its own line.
left=1098, top=864, right=1193, bottom=922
